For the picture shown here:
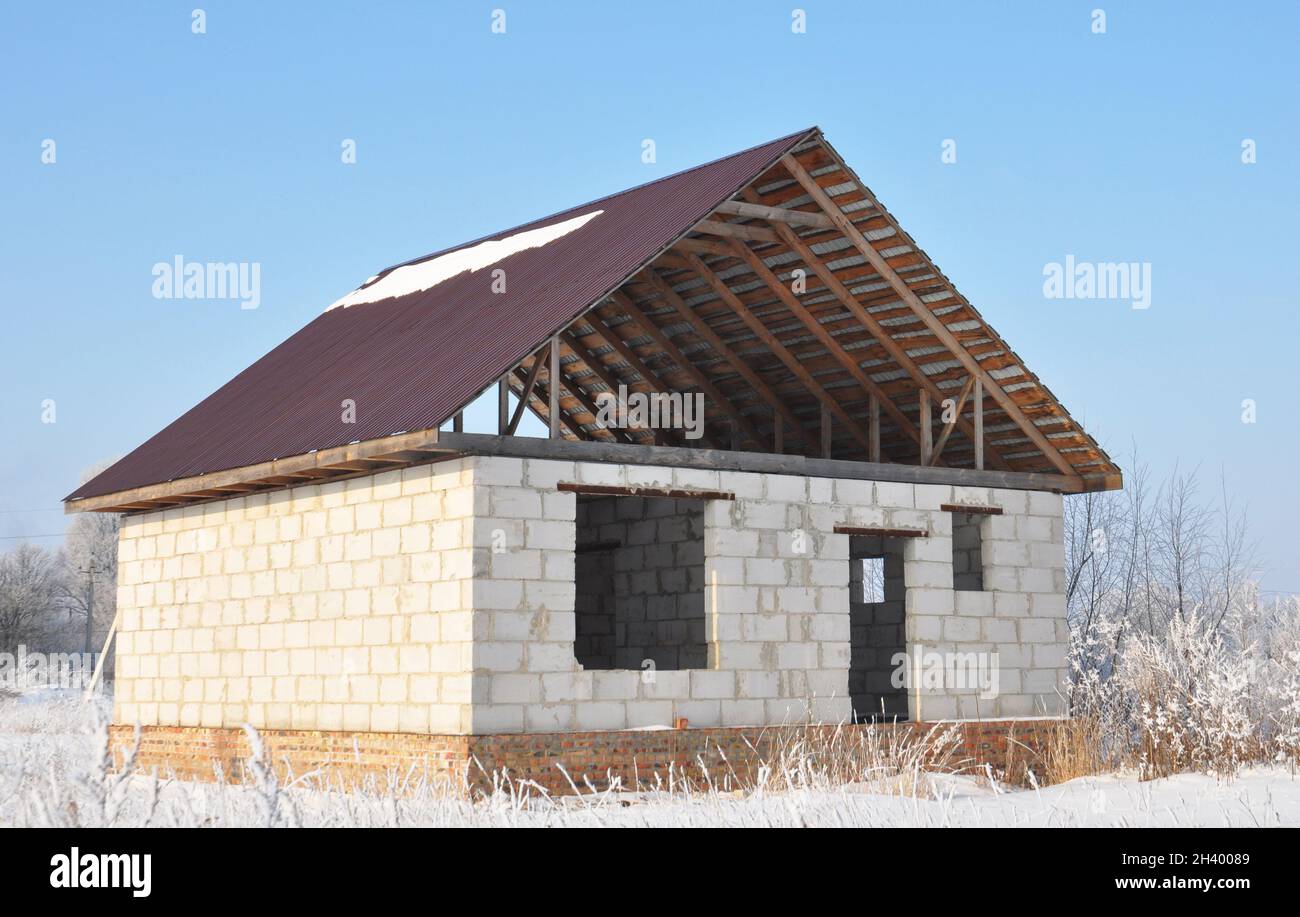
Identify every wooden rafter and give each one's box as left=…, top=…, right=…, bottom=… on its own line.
left=716, top=238, right=943, bottom=462
left=738, top=187, right=1009, bottom=471
left=918, top=394, right=933, bottom=465
left=548, top=338, right=561, bottom=440
left=673, top=236, right=734, bottom=258
left=607, top=290, right=766, bottom=450
left=552, top=354, right=637, bottom=445
left=780, top=151, right=1078, bottom=478
left=639, top=271, right=810, bottom=448
left=869, top=395, right=881, bottom=463
left=573, top=316, right=721, bottom=450
left=679, top=249, right=877, bottom=458
left=558, top=330, right=661, bottom=445
left=513, top=369, right=587, bottom=440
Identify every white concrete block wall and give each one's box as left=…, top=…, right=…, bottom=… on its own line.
left=466, top=457, right=1069, bottom=732
left=112, top=452, right=1070, bottom=735
left=467, top=458, right=853, bottom=732
left=113, top=459, right=478, bottom=733
left=899, top=487, right=1069, bottom=719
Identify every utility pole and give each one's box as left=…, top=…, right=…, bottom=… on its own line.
left=83, top=562, right=95, bottom=656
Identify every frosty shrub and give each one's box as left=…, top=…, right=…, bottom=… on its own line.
left=1064, top=452, right=1300, bottom=780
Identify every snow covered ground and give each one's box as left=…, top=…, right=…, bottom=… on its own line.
left=1, top=689, right=1296, bottom=827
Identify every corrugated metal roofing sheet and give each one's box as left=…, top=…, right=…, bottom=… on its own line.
left=68, top=129, right=815, bottom=502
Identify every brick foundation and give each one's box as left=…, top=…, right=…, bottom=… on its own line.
left=110, top=718, right=1061, bottom=796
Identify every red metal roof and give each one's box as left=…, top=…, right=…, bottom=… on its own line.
left=68, top=129, right=815, bottom=502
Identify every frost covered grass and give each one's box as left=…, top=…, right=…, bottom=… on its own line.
left=1, top=690, right=1296, bottom=828
left=1062, top=611, right=1300, bottom=782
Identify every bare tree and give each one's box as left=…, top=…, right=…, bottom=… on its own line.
left=0, top=543, right=67, bottom=653
left=57, top=461, right=122, bottom=657
left=60, top=509, right=120, bottom=653
left=1065, top=446, right=1268, bottom=696
left=1208, top=469, right=1256, bottom=635
left=1152, top=464, right=1211, bottom=623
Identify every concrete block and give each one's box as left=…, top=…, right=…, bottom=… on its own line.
left=741, top=501, right=790, bottom=530
left=1030, top=593, right=1067, bottom=618
left=575, top=463, right=623, bottom=486
left=592, top=670, right=640, bottom=700
left=942, top=617, right=980, bottom=641
left=674, top=700, right=722, bottom=728
left=1018, top=619, right=1056, bottom=643
left=908, top=588, right=954, bottom=615
left=1033, top=644, right=1069, bottom=668
left=720, top=699, right=766, bottom=726
left=625, top=700, right=674, bottom=729
left=874, top=481, right=915, bottom=508
left=833, top=479, right=873, bottom=505
left=717, top=471, right=765, bottom=499
left=764, top=474, right=807, bottom=502
left=1019, top=567, right=1056, bottom=593
left=981, top=619, right=1017, bottom=642
left=524, top=459, right=575, bottom=489
left=689, top=670, right=735, bottom=699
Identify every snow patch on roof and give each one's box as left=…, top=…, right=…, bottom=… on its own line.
left=325, top=210, right=604, bottom=312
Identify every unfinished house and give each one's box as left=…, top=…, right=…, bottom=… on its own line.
left=66, top=127, right=1121, bottom=791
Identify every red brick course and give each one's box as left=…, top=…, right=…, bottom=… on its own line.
left=110, top=719, right=1061, bottom=797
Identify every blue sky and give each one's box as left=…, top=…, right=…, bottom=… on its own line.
left=1, top=2, right=1297, bottom=591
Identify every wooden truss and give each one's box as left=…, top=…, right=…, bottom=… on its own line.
left=68, top=131, right=1120, bottom=514
left=491, top=132, right=1118, bottom=492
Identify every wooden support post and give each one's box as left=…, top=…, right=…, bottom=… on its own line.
left=869, top=395, right=881, bottom=464
left=821, top=402, right=832, bottom=459
left=548, top=337, right=561, bottom=439
left=974, top=377, right=984, bottom=471
left=919, top=393, right=933, bottom=466
left=497, top=379, right=508, bottom=435
left=931, top=376, right=976, bottom=465
left=453, top=411, right=463, bottom=433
